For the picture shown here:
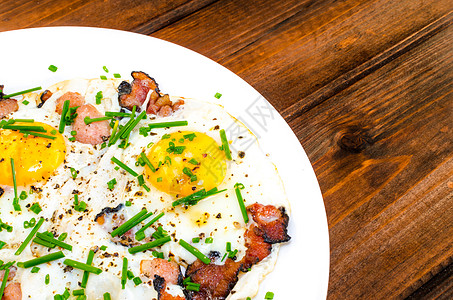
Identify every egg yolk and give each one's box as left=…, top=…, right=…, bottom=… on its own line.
left=144, top=131, right=227, bottom=196
left=0, top=122, right=66, bottom=186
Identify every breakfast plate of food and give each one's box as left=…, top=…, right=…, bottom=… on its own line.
left=0, top=27, right=329, bottom=300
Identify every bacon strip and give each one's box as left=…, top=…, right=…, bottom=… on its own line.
left=118, top=71, right=184, bottom=116
left=184, top=203, right=290, bottom=299
left=0, top=99, right=18, bottom=118
left=118, top=71, right=159, bottom=111
left=185, top=256, right=243, bottom=300
left=72, top=104, right=111, bottom=145
left=247, top=203, right=291, bottom=244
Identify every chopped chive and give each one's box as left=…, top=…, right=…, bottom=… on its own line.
left=35, top=232, right=72, bottom=251
left=108, top=119, right=120, bottom=146
left=120, top=110, right=146, bottom=139
left=107, top=178, right=117, bottom=190
left=265, top=291, right=274, bottom=299
left=157, top=177, right=162, bottom=182
left=17, top=251, right=65, bottom=268
left=96, top=91, right=103, bottom=104
left=103, top=292, right=111, bottom=300
left=183, top=133, right=197, bottom=141
left=33, top=236, right=56, bottom=248
left=140, top=152, right=156, bottom=172
left=19, top=130, right=57, bottom=140
left=73, top=289, right=85, bottom=296
left=0, top=268, right=9, bottom=298
left=19, top=190, right=28, bottom=200
left=125, top=201, right=132, bottom=207
left=147, top=120, right=188, bottom=129
left=214, top=92, right=222, bottom=99
left=192, top=237, right=200, bottom=243
left=226, top=242, right=231, bottom=252
left=10, top=158, right=19, bottom=211
left=22, top=100, right=30, bottom=105
left=71, top=130, right=77, bottom=136
left=128, top=236, right=171, bottom=254
left=105, top=111, right=132, bottom=118
left=234, top=183, right=249, bottom=223
left=110, top=209, right=149, bottom=237
left=30, top=203, right=42, bottom=214
left=2, top=124, right=46, bottom=132
left=111, top=156, right=138, bottom=177
left=63, top=259, right=102, bottom=275
left=55, top=295, right=63, bottom=300
left=188, top=158, right=199, bottom=165
left=152, top=251, right=164, bottom=259
left=59, top=100, right=70, bottom=133
left=133, top=276, right=142, bottom=286
left=0, top=241, right=6, bottom=250
left=10, top=118, right=34, bottom=123
left=70, top=167, right=78, bottom=179
left=31, top=266, right=40, bottom=273
left=58, top=232, right=68, bottom=241
left=186, top=282, right=201, bottom=291
left=220, top=129, right=232, bottom=160
left=121, top=257, right=128, bottom=289
left=127, top=270, right=135, bottom=280
left=45, top=274, right=50, bottom=285
left=161, top=133, right=171, bottom=139
left=100, top=245, right=107, bottom=251
left=102, top=66, right=109, bottom=73
left=100, top=75, right=107, bottom=80
left=205, top=237, right=213, bottom=244
left=81, top=249, right=95, bottom=288
left=3, top=86, right=42, bottom=99
left=48, top=65, right=58, bottom=72
left=84, top=116, right=111, bottom=125
left=179, top=239, right=211, bottom=264
left=172, top=187, right=226, bottom=207
left=15, top=217, right=44, bottom=255
left=135, top=212, right=165, bottom=241
left=113, top=73, right=121, bottom=78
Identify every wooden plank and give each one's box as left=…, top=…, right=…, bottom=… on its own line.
left=0, top=0, right=209, bottom=32
left=153, top=0, right=453, bottom=111
left=285, top=20, right=453, bottom=299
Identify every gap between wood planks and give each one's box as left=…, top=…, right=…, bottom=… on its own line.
left=281, top=11, right=453, bottom=123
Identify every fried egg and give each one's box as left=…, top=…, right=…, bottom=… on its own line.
left=0, top=76, right=290, bottom=300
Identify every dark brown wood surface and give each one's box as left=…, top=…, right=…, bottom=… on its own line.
left=1, top=0, right=452, bottom=299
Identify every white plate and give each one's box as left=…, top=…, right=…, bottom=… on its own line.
left=0, top=27, right=329, bottom=299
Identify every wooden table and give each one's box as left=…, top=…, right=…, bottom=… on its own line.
left=1, top=1, right=452, bottom=299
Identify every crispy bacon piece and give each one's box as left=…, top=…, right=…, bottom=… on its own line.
left=240, top=224, right=273, bottom=270
left=247, top=203, right=291, bottom=244
left=38, top=89, right=53, bottom=108
left=0, top=97, right=19, bottom=118
left=118, top=71, right=184, bottom=116
left=184, top=203, right=290, bottom=299
left=2, top=282, right=21, bottom=300
left=118, top=71, right=159, bottom=111
left=141, top=258, right=182, bottom=285
left=153, top=275, right=186, bottom=300
left=142, top=259, right=184, bottom=300
left=72, top=104, right=110, bottom=145
left=185, top=255, right=243, bottom=300
left=55, top=91, right=85, bottom=114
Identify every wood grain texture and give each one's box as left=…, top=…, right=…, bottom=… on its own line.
left=0, top=0, right=452, bottom=298
left=0, top=0, right=214, bottom=32
left=288, top=21, right=453, bottom=299
left=152, top=0, right=453, bottom=111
